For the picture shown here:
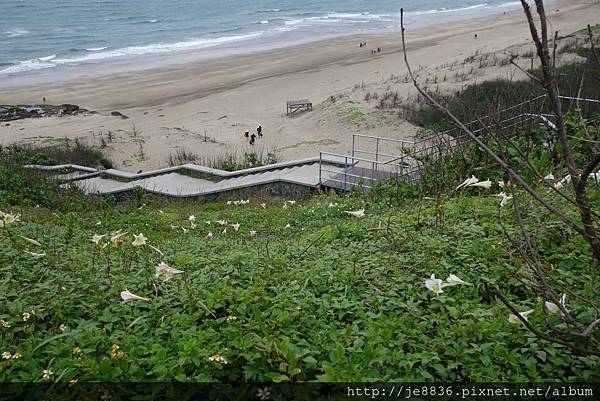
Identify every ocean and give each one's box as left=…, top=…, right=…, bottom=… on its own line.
left=0, top=0, right=530, bottom=82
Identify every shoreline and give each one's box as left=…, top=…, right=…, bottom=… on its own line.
left=0, top=1, right=546, bottom=88
left=0, top=0, right=595, bottom=172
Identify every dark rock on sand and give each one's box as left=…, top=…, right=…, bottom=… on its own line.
left=111, top=111, right=129, bottom=119
left=0, top=104, right=87, bottom=122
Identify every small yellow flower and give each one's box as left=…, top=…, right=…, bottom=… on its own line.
left=226, top=315, right=237, bottom=322
left=73, top=346, right=82, bottom=355
left=69, top=379, right=78, bottom=385
left=13, top=352, right=21, bottom=359
left=59, top=324, right=67, bottom=332
left=42, top=369, right=54, bottom=380
left=0, top=319, right=9, bottom=328
left=22, top=312, right=31, bottom=322
left=111, top=344, right=124, bottom=360
left=208, top=353, right=228, bottom=364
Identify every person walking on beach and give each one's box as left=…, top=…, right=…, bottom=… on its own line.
left=244, top=130, right=250, bottom=139
left=250, top=133, right=256, bottom=145
left=257, top=125, right=262, bottom=138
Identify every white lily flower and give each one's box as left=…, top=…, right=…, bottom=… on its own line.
left=231, top=223, right=240, bottom=231
left=132, top=233, right=147, bottom=247
left=544, top=173, right=555, bottom=181
left=261, top=203, right=266, bottom=209
left=250, top=230, right=257, bottom=237
left=120, top=289, right=150, bottom=302
left=241, top=199, right=250, bottom=205
left=19, top=236, right=42, bottom=247
left=457, top=175, right=479, bottom=189
left=205, top=220, right=211, bottom=225
left=158, top=210, right=164, bottom=214
left=425, top=274, right=444, bottom=295
left=216, top=220, right=227, bottom=226
left=444, top=274, right=472, bottom=287
left=25, top=251, right=46, bottom=257
left=222, top=228, right=227, bottom=235
left=497, top=192, right=513, bottom=207
left=545, top=294, right=567, bottom=315
left=285, top=224, right=291, bottom=229
left=286, top=200, right=296, bottom=205
left=188, top=215, right=196, bottom=223
left=508, top=309, right=534, bottom=324
left=282, top=204, right=288, bottom=209
left=227, top=201, right=232, bottom=205
left=149, top=244, right=164, bottom=256
left=2, top=213, right=19, bottom=225
left=545, top=301, right=560, bottom=315
left=110, top=230, right=127, bottom=244
left=206, top=232, right=213, bottom=239
left=470, top=179, right=492, bottom=189
left=155, top=262, right=184, bottom=281
left=498, top=180, right=506, bottom=189
left=328, top=203, right=339, bottom=208
left=345, top=209, right=365, bottom=218
left=91, top=234, right=105, bottom=245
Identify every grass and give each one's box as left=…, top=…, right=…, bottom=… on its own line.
left=405, top=61, right=600, bottom=133
left=0, top=141, right=113, bottom=170
left=166, top=148, right=279, bottom=171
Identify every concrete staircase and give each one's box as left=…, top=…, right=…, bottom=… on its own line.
left=28, top=155, right=349, bottom=199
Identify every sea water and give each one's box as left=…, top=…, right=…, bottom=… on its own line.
left=0, top=0, right=534, bottom=83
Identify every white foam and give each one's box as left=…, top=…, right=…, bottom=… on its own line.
left=4, top=28, right=30, bottom=38
left=0, top=32, right=264, bottom=76
left=259, top=20, right=269, bottom=24
left=86, top=47, right=108, bottom=51
left=38, top=54, right=56, bottom=61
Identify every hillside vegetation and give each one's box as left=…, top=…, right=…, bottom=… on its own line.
left=0, top=138, right=598, bottom=382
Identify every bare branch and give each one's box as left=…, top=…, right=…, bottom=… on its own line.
left=587, top=24, right=600, bottom=65
left=510, top=58, right=542, bottom=84
left=400, top=8, right=586, bottom=238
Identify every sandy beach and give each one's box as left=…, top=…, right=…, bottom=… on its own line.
left=0, top=0, right=597, bottom=171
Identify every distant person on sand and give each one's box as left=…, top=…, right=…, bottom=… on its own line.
left=250, top=133, right=256, bottom=145
left=257, top=125, right=262, bottom=137
left=43, top=97, right=46, bottom=103
left=244, top=130, right=249, bottom=139
left=474, top=33, right=478, bottom=39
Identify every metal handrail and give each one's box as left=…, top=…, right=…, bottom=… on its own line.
left=319, top=151, right=405, bottom=167
left=319, top=95, right=600, bottom=191
left=353, top=133, right=415, bottom=145
left=353, top=148, right=411, bottom=162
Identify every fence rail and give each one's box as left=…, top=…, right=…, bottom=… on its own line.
left=318, top=95, right=600, bottom=191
